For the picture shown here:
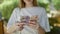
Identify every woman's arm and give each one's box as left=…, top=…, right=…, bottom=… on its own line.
left=4, top=25, right=7, bottom=34
left=38, top=26, right=45, bottom=34
left=7, top=24, right=17, bottom=33
left=38, top=8, right=50, bottom=33
left=7, top=8, right=18, bottom=33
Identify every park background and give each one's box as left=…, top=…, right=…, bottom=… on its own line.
left=0, top=0, right=60, bottom=34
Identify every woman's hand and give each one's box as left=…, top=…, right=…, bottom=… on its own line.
left=28, top=20, right=45, bottom=34
left=16, top=22, right=25, bottom=31
left=28, top=20, right=39, bottom=29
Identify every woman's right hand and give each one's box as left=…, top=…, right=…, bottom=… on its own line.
left=16, top=22, right=25, bottom=31
left=7, top=22, right=25, bottom=34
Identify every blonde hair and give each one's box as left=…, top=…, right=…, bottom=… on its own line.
left=18, top=0, right=38, bottom=8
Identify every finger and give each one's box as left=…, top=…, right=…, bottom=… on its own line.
left=28, top=24, right=37, bottom=28
left=16, top=23, right=20, bottom=26
left=19, top=23, right=25, bottom=26
left=16, top=23, right=24, bottom=26
left=29, top=22, right=36, bottom=25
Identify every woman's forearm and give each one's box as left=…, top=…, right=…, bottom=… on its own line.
left=7, top=24, right=17, bottom=33
left=38, top=26, right=45, bottom=34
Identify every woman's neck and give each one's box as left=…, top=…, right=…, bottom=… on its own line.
left=25, top=3, right=33, bottom=8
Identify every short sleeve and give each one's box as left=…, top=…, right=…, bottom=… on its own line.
left=7, top=8, right=19, bottom=30
left=39, top=8, right=50, bottom=32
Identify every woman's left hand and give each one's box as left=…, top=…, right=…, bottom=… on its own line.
left=28, top=20, right=39, bottom=29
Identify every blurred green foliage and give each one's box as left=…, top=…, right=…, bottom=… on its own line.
left=0, top=0, right=18, bottom=20
left=52, top=0, right=60, bottom=10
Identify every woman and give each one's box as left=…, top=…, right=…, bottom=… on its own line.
left=7, top=0, right=50, bottom=34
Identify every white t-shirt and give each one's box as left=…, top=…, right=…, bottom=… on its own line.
left=7, top=7, right=50, bottom=34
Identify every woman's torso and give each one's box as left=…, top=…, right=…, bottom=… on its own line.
left=15, top=7, right=44, bottom=34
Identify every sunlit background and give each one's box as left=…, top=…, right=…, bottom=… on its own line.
left=0, top=0, right=60, bottom=34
